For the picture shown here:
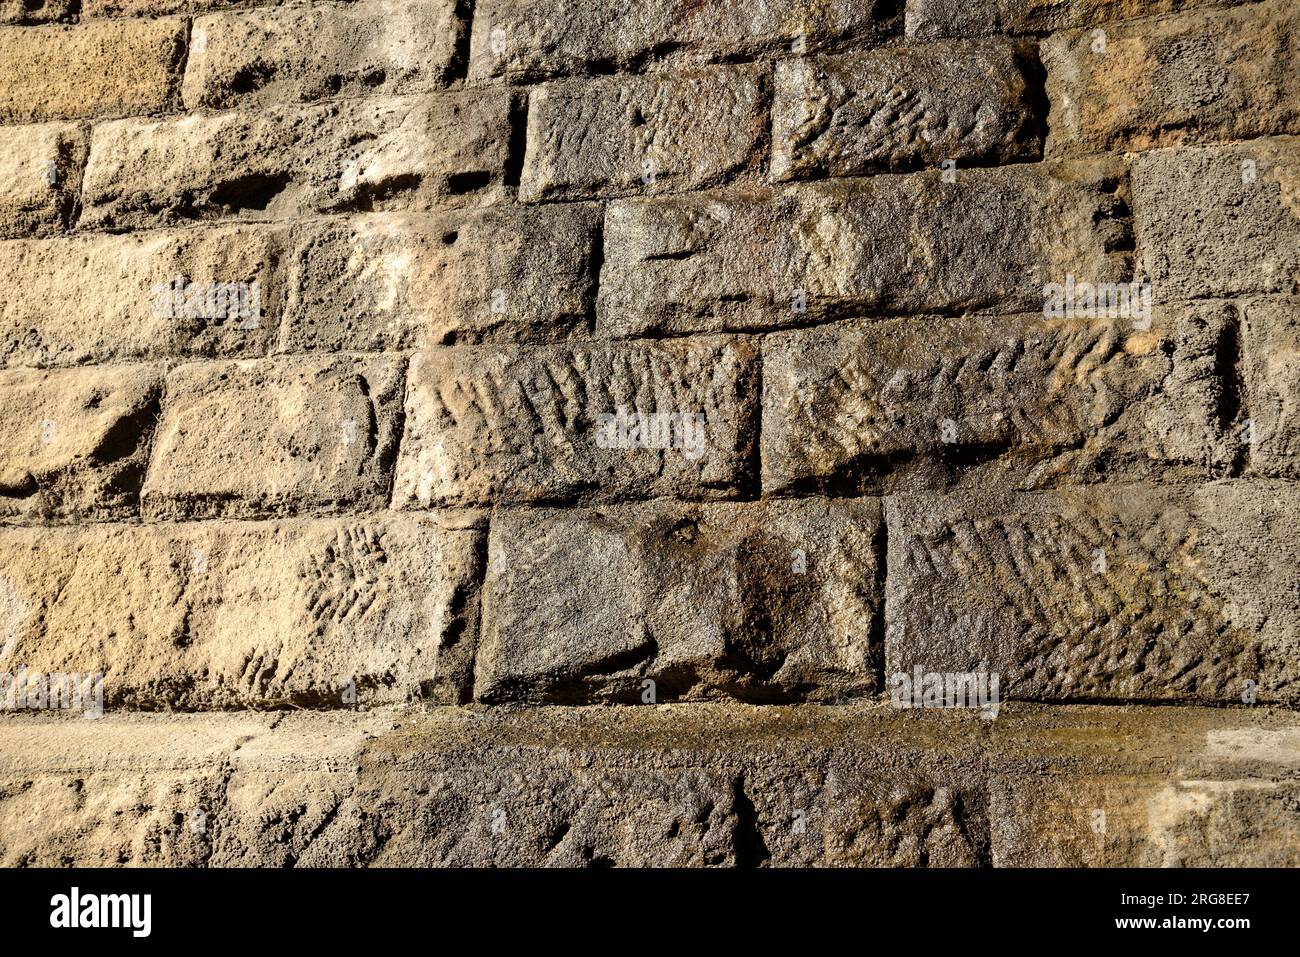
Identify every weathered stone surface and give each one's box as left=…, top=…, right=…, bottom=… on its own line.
left=0, top=514, right=481, bottom=709
left=3, top=704, right=1297, bottom=866
left=0, top=0, right=74, bottom=24
left=469, top=0, right=899, bottom=83
left=772, top=41, right=1042, bottom=181
left=81, top=0, right=291, bottom=16
left=80, top=93, right=512, bottom=230
left=0, top=121, right=85, bottom=238
left=599, top=161, right=1131, bottom=336
left=0, top=20, right=185, bottom=123
left=476, top=498, right=881, bottom=704
left=282, top=205, right=600, bottom=351
left=393, top=338, right=758, bottom=507
left=1044, top=0, right=1300, bottom=155
left=0, top=364, right=161, bottom=522
left=906, top=0, right=1251, bottom=38
left=0, top=226, right=286, bottom=368
left=1133, top=137, right=1300, bottom=300
left=886, top=481, right=1300, bottom=705
left=1242, top=296, right=1300, bottom=477
left=520, top=66, right=765, bottom=202
left=762, top=307, right=1236, bottom=495
left=183, top=0, right=464, bottom=110
left=143, top=355, right=405, bottom=520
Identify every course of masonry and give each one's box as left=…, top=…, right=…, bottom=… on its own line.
left=0, top=0, right=1298, bottom=866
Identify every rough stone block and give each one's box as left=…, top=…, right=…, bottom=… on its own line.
left=183, top=0, right=464, bottom=110
left=1044, top=0, right=1300, bottom=155
left=392, top=338, right=758, bottom=507
left=0, top=122, right=85, bottom=238
left=0, top=226, right=286, bottom=368
left=520, top=66, right=765, bottom=202
left=0, top=19, right=185, bottom=123
left=599, top=161, right=1131, bottom=336
left=1242, top=296, right=1300, bottom=477
left=0, top=514, right=481, bottom=708
left=79, top=92, right=512, bottom=230
left=469, top=0, right=899, bottom=83
left=1133, top=137, right=1300, bottom=300
left=0, top=364, right=161, bottom=522
left=885, top=481, right=1300, bottom=705
left=905, top=0, right=1251, bottom=38
left=772, top=41, right=1042, bottom=180
left=0, top=0, right=75, bottom=24
left=143, top=355, right=405, bottom=520
left=282, top=205, right=600, bottom=351
left=476, top=498, right=882, bottom=703
left=761, top=307, right=1236, bottom=495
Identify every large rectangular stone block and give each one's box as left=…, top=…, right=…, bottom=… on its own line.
left=282, top=205, right=600, bottom=351
left=183, top=0, right=464, bottom=110
left=762, top=306, right=1236, bottom=495
left=468, top=0, right=899, bottom=83
left=79, top=93, right=512, bottom=230
left=0, top=364, right=161, bottom=522
left=0, top=226, right=286, bottom=368
left=1242, top=296, right=1300, bottom=477
left=0, top=19, right=186, bottom=123
left=0, top=122, right=85, bottom=239
left=772, top=41, right=1042, bottom=180
left=1133, top=137, right=1300, bottom=300
left=520, top=66, right=765, bottom=202
left=0, top=514, right=482, bottom=708
left=476, top=498, right=882, bottom=704
left=392, top=338, right=758, bottom=507
left=143, top=355, right=405, bottom=520
left=1044, top=0, right=1300, bottom=155
left=905, top=0, right=1251, bottom=38
left=599, top=161, right=1131, bottom=336
left=885, top=481, right=1300, bottom=705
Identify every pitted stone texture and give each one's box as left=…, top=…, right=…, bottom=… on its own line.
left=144, top=355, right=404, bottom=520
left=0, top=226, right=285, bottom=368
left=0, top=122, right=85, bottom=239
left=476, top=498, right=881, bottom=704
left=393, top=338, right=758, bottom=507
left=0, top=0, right=74, bottom=23
left=0, top=20, right=186, bottom=123
left=282, top=205, right=600, bottom=351
left=772, top=41, right=1042, bottom=181
left=520, top=66, right=765, bottom=202
left=82, top=0, right=292, bottom=15
left=905, top=0, right=1252, bottom=37
left=886, top=481, right=1300, bottom=705
left=183, top=0, right=464, bottom=110
left=79, top=93, right=512, bottom=230
left=0, top=516, right=481, bottom=709
left=0, top=364, right=161, bottom=522
left=1134, top=137, right=1300, bottom=301
left=469, top=0, right=899, bottom=84
left=599, top=161, right=1131, bottom=336
left=1243, top=297, right=1300, bottom=477
left=762, top=307, right=1236, bottom=495
left=1044, top=0, right=1300, bottom=155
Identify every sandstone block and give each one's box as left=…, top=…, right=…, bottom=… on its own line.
left=0, top=0, right=75, bottom=23
left=0, top=226, right=285, bottom=368
left=0, top=20, right=185, bottom=123
left=520, top=66, right=765, bottom=202
left=392, top=338, right=758, bottom=507
left=183, top=0, right=463, bottom=110
left=772, top=41, right=1042, bottom=180
left=0, top=514, right=482, bottom=708
left=80, top=93, right=512, bottom=230
left=0, top=121, right=85, bottom=238
left=885, top=481, right=1300, bottom=705
left=599, top=162, right=1131, bottom=336
left=143, top=355, right=405, bottom=519
left=906, top=0, right=1251, bottom=38
left=281, top=205, right=600, bottom=351
left=476, top=498, right=882, bottom=703
left=0, top=364, right=161, bottom=522
left=761, top=307, right=1236, bottom=495
left=1242, top=296, right=1300, bottom=477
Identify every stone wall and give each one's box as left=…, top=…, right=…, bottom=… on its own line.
left=0, top=0, right=1297, bottom=866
